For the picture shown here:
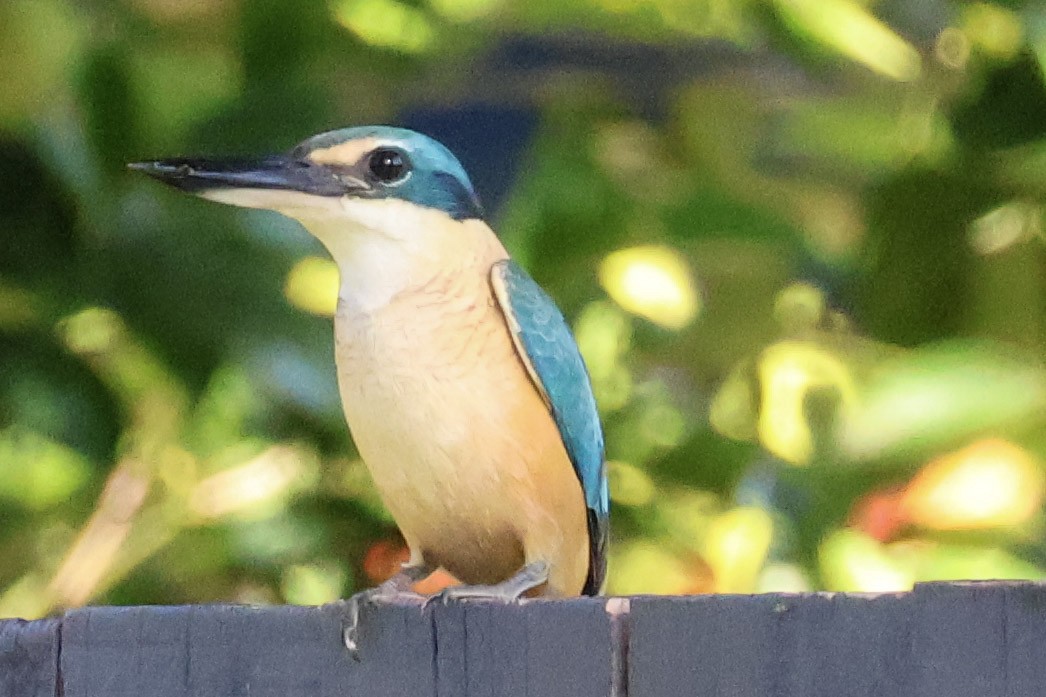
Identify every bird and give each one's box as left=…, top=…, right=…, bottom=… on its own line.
left=130, top=126, right=608, bottom=651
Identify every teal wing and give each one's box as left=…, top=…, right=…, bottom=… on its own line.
left=490, top=259, right=608, bottom=594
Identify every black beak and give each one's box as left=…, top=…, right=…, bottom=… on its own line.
left=128, top=155, right=360, bottom=197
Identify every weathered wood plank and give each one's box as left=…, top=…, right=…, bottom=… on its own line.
left=0, top=616, right=59, bottom=697
left=626, top=582, right=1046, bottom=697
left=60, top=604, right=367, bottom=697
left=909, top=582, right=1046, bottom=697
left=37, top=598, right=615, bottom=697
left=998, top=584, right=1046, bottom=697
left=427, top=596, right=612, bottom=697
left=353, top=599, right=438, bottom=696
left=5, top=583, right=1046, bottom=696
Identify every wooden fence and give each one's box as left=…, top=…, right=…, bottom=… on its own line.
left=2, top=581, right=1045, bottom=696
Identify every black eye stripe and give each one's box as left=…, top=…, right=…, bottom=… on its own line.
left=368, top=149, right=409, bottom=183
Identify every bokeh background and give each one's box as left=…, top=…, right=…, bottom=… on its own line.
left=1, top=0, right=1045, bottom=618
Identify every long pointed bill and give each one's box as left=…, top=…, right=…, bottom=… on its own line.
left=128, top=156, right=367, bottom=211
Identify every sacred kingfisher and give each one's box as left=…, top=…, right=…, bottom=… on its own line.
left=131, top=126, right=608, bottom=650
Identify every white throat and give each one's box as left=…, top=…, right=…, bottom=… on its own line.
left=290, top=197, right=452, bottom=315
left=203, top=188, right=486, bottom=315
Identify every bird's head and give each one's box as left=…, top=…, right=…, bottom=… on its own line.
left=131, top=126, right=485, bottom=261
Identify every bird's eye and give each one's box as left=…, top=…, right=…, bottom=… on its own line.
left=368, top=149, right=409, bottom=183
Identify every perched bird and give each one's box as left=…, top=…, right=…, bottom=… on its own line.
left=131, top=126, right=608, bottom=647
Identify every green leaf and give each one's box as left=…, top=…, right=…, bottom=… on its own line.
left=839, top=341, right=1046, bottom=462
left=0, top=426, right=91, bottom=509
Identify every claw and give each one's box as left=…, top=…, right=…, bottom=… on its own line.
left=343, top=586, right=425, bottom=658
left=341, top=564, right=430, bottom=660
left=342, top=593, right=366, bottom=657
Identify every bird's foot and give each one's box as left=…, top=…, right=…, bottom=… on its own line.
left=425, top=560, right=549, bottom=607
left=341, top=567, right=428, bottom=659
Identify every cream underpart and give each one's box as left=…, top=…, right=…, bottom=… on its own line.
left=284, top=197, right=590, bottom=595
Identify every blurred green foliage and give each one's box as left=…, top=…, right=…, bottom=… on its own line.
left=1, top=0, right=1045, bottom=617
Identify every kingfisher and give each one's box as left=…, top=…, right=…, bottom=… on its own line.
left=131, top=126, right=608, bottom=649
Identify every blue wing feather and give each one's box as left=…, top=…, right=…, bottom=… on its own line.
left=492, top=260, right=608, bottom=594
